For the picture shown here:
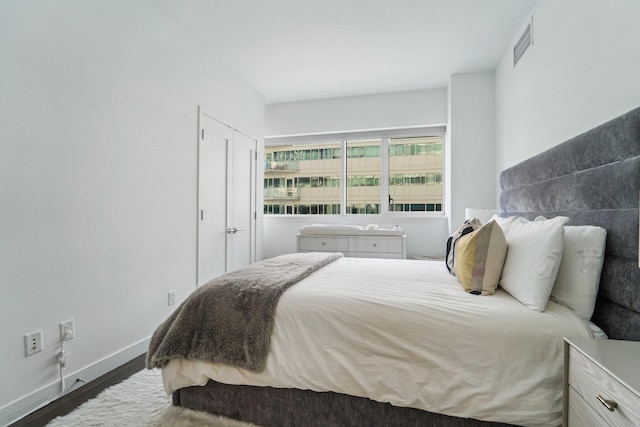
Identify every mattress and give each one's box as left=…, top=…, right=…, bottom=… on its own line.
left=161, top=257, right=598, bottom=427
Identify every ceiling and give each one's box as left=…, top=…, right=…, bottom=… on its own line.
left=150, top=0, right=537, bottom=104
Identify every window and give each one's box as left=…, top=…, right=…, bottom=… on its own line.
left=264, top=129, right=444, bottom=215
left=346, top=139, right=380, bottom=214
left=388, top=136, right=443, bottom=213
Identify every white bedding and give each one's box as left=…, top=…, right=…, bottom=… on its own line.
left=162, top=257, right=598, bottom=427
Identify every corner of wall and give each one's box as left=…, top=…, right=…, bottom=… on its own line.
left=447, top=71, right=497, bottom=230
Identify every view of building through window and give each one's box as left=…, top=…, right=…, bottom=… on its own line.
left=264, top=135, right=443, bottom=215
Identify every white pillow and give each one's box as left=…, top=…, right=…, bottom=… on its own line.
left=499, top=216, right=569, bottom=312
left=550, top=226, right=607, bottom=320
left=489, top=215, right=526, bottom=235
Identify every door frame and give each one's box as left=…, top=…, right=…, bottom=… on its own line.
left=197, top=108, right=257, bottom=286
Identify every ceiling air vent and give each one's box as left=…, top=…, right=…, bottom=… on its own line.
left=513, top=19, right=533, bottom=66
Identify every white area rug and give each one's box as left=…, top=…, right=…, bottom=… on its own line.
left=46, top=369, right=257, bottom=427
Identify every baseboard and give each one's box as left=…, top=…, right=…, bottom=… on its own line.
left=1, top=337, right=150, bottom=427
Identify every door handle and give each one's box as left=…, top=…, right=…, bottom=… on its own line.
left=226, top=227, right=246, bottom=234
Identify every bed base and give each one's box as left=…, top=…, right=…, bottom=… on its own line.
left=173, top=380, right=513, bottom=427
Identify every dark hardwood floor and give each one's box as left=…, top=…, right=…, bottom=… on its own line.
left=9, top=353, right=147, bottom=427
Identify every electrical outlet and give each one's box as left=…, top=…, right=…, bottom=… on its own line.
left=24, top=330, right=43, bottom=356
left=168, top=290, right=176, bottom=306
left=60, top=319, right=75, bottom=340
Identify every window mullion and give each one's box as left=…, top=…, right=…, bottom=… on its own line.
left=380, top=137, right=390, bottom=215
left=340, top=140, right=347, bottom=215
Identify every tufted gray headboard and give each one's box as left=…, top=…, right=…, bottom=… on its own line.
left=499, top=106, right=640, bottom=341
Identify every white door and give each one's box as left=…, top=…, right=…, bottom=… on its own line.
left=198, top=116, right=231, bottom=285
left=227, top=131, right=256, bottom=272
left=198, top=112, right=256, bottom=286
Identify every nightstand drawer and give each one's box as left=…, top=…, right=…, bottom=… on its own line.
left=567, top=386, right=608, bottom=427
left=297, top=236, right=348, bottom=252
left=348, top=236, right=404, bottom=253
left=568, top=346, right=640, bottom=426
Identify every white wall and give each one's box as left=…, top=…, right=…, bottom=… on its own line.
left=0, top=1, right=264, bottom=424
left=266, top=88, right=447, bottom=136
left=495, top=0, right=640, bottom=185
left=263, top=89, right=450, bottom=259
left=447, top=72, right=497, bottom=231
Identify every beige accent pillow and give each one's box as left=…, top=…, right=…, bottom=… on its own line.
left=454, top=220, right=508, bottom=295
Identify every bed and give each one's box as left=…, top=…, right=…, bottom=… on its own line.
left=147, top=106, right=640, bottom=427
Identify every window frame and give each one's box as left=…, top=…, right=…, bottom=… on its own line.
left=264, top=126, right=446, bottom=217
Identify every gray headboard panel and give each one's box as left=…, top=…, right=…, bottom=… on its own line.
left=499, top=106, right=640, bottom=342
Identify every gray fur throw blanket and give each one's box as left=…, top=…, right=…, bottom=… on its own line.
left=146, top=252, right=343, bottom=372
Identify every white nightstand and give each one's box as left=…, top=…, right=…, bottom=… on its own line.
left=563, top=337, right=640, bottom=426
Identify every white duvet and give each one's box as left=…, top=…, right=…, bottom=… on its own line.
left=162, top=257, right=597, bottom=427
